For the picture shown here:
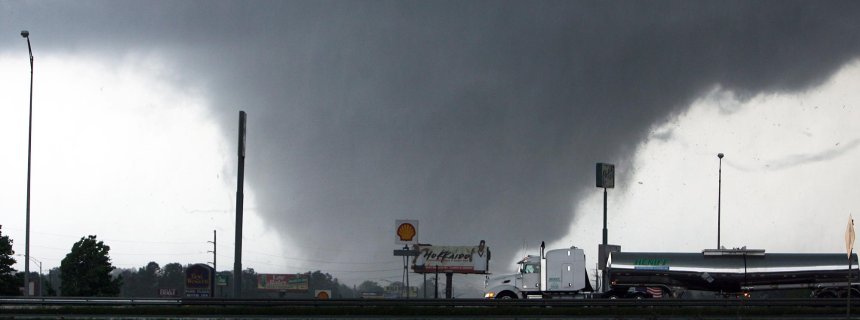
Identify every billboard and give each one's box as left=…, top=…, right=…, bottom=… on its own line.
left=384, top=285, right=418, bottom=298
left=185, top=264, right=213, bottom=297
left=257, top=274, right=309, bottom=291
left=411, top=241, right=490, bottom=274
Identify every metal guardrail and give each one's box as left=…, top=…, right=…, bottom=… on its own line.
left=0, top=297, right=181, bottom=306
left=2, top=297, right=860, bottom=308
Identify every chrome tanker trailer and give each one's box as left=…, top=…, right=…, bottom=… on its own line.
left=485, top=244, right=859, bottom=299
left=608, top=248, right=859, bottom=298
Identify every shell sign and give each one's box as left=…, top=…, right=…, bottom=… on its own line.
left=315, top=290, right=331, bottom=299
left=395, top=220, right=419, bottom=244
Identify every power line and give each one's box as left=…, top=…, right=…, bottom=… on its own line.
left=111, top=252, right=206, bottom=256
left=5, top=228, right=208, bottom=245
left=216, top=254, right=402, bottom=273
left=235, top=250, right=402, bottom=265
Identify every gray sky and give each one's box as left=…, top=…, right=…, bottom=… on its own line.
left=2, top=1, right=860, bottom=287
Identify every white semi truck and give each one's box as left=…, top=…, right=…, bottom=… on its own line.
left=484, top=242, right=860, bottom=299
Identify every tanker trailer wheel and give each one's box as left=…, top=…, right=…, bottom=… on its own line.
left=496, top=291, right=518, bottom=299
left=839, top=288, right=860, bottom=298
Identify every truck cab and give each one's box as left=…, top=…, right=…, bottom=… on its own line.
left=484, top=246, right=592, bottom=299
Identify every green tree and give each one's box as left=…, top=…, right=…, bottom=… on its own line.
left=336, top=282, right=355, bottom=298
left=0, top=226, right=20, bottom=295
left=118, top=268, right=138, bottom=297
left=307, top=270, right=334, bottom=291
left=45, top=267, right=60, bottom=296
left=120, top=262, right=185, bottom=297
left=60, top=235, right=122, bottom=296
left=307, top=270, right=353, bottom=298
left=129, top=261, right=160, bottom=297
left=240, top=268, right=259, bottom=298
left=159, top=263, right=185, bottom=295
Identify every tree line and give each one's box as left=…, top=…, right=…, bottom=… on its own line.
left=1, top=227, right=446, bottom=298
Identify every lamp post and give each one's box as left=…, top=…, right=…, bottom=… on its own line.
left=20, top=29, right=34, bottom=296
left=717, top=153, right=724, bottom=250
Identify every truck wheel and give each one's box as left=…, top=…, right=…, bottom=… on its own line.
left=496, top=292, right=518, bottom=299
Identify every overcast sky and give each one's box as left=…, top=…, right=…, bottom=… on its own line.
left=2, top=1, right=860, bottom=288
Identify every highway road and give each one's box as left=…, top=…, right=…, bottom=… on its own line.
left=2, top=297, right=860, bottom=318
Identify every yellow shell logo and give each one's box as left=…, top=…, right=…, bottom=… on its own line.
left=397, top=223, right=416, bottom=241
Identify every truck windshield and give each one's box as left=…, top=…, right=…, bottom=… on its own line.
left=522, top=264, right=540, bottom=274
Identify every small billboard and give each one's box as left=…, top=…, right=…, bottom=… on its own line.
left=411, top=240, right=490, bottom=274
left=215, top=274, right=228, bottom=286
left=257, top=274, right=309, bottom=291
left=158, top=288, right=178, bottom=297
left=384, top=284, right=418, bottom=298
left=185, top=264, right=213, bottom=297
left=596, top=163, right=615, bottom=188
left=315, top=290, right=331, bottom=299
left=395, top=220, right=419, bottom=245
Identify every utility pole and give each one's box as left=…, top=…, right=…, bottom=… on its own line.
left=208, top=230, right=216, bottom=298
left=233, top=111, right=247, bottom=298
left=208, top=230, right=217, bottom=272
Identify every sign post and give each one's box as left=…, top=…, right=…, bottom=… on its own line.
left=394, top=220, right=418, bottom=299
left=596, top=163, right=615, bottom=292
left=395, top=221, right=491, bottom=299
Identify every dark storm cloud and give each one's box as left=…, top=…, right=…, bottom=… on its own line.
left=4, top=1, right=860, bottom=274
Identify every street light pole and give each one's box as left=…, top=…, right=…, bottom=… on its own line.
left=21, top=30, right=34, bottom=296
left=717, top=153, right=724, bottom=250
